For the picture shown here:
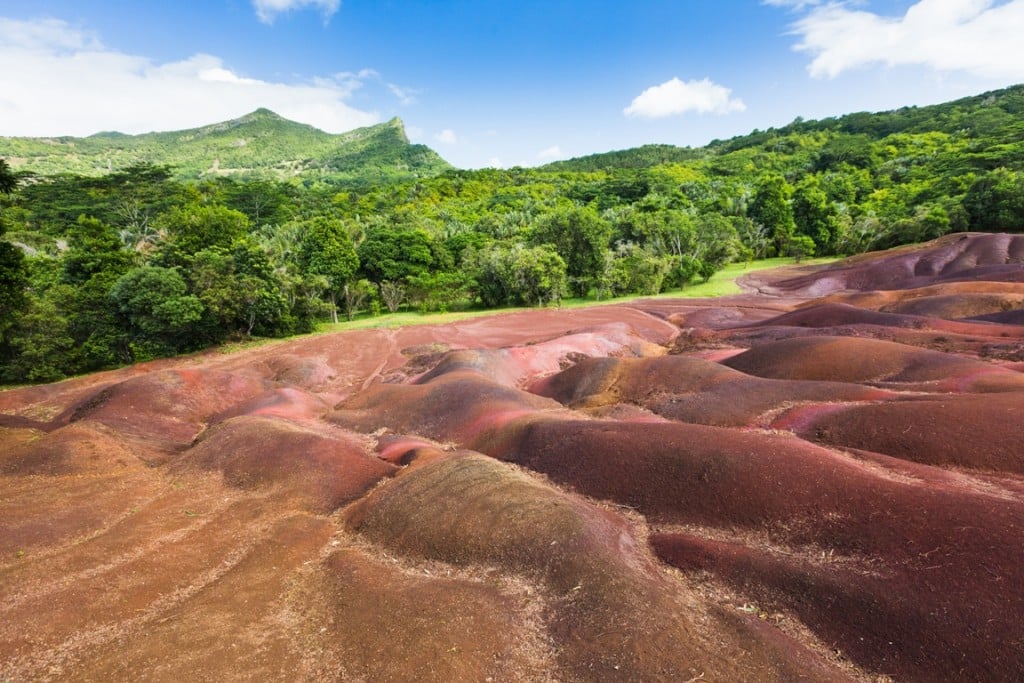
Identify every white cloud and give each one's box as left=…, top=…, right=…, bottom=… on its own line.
left=252, top=0, right=340, bottom=24
left=537, top=145, right=563, bottom=161
left=0, top=17, right=378, bottom=137
left=0, top=16, right=101, bottom=51
left=624, top=77, right=746, bottom=118
left=487, top=157, right=503, bottom=168
left=386, top=82, right=418, bottom=105
left=435, top=129, right=459, bottom=145
left=786, top=0, right=1024, bottom=80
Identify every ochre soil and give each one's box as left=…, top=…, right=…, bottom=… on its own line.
left=3, top=232, right=1024, bottom=682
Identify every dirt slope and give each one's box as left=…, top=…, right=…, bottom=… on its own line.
left=3, top=233, right=1024, bottom=681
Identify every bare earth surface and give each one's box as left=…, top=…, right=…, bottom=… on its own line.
left=3, top=232, right=1024, bottom=682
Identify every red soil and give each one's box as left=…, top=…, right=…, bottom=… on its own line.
left=3, top=233, right=1024, bottom=681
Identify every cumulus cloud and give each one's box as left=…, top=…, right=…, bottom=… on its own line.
left=624, top=77, right=746, bottom=118
left=785, top=0, right=1024, bottom=80
left=252, top=0, right=340, bottom=24
left=537, top=145, right=563, bottom=161
left=435, top=129, right=459, bottom=145
left=0, top=17, right=378, bottom=137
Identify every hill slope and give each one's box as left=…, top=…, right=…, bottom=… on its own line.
left=543, top=83, right=1024, bottom=172
left=0, top=110, right=452, bottom=183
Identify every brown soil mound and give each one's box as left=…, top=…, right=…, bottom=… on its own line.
left=650, top=526, right=1024, bottom=682
left=734, top=302, right=1024, bottom=342
left=346, top=452, right=844, bottom=681
left=967, top=308, right=1024, bottom=324
left=723, top=335, right=1024, bottom=391
left=330, top=369, right=563, bottom=443
left=4, top=232, right=1024, bottom=681
left=310, top=546, right=550, bottom=681
left=531, top=355, right=892, bottom=427
left=469, top=415, right=1024, bottom=680
left=1, top=421, right=147, bottom=476
left=814, top=279, right=1024, bottom=310
left=769, top=232, right=1024, bottom=295
left=791, top=392, right=1024, bottom=473
left=65, top=368, right=272, bottom=452
left=881, top=292, right=1024, bottom=318
left=178, top=415, right=396, bottom=513
left=209, top=387, right=330, bottom=424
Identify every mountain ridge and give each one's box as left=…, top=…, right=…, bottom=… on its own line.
left=0, top=110, right=449, bottom=184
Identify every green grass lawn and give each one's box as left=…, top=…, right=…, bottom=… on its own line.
left=632, top=256, right=837, bottom=300
left=313, top=256, right=839, bottom=334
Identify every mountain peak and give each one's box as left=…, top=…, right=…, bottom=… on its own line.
left=233, top=108, right=288, bottom=126
left=384, top=116, right=409, bottom=142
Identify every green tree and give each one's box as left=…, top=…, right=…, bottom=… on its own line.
left=633, top=208, right=697, bottom=259
left=607, top=244, right=669, bottom=296
left=0, top=159, right=16, bottom=194
left=111, top=266, right=205, bottom=358
left=357, top=225, right=435, bottom=283
left=158, top=203, right=250, bottom=257
left=962, top=168, right=1024, bottom=232
left=340, top=279, right=376, bottom=321
left=813, top=134, right=875, bottom=171
left=189, top=239, right=289, bottom=338
left=59, top=216, right=135, bottom=369
left=406, top=271, right=471, bottom=313
left=748, top=175, right=796, bottom=256
left=103, top=164, right=179, bottom=251
left=62, top=215, right=135, bottom=286
left=792, top=176, right=840, bottom=254
left=530, top=205, right=612, bottom=297
left=468, top=242, right=567, bottom=307
left=786, top=234, right=817, bottom=262
left=297, top=217, right=359, bottom=323
left=0, top=289, right=75, bottom=383
left=220, top=179, right=296, bottom=227
left=0, top=159, right=29, bottom=346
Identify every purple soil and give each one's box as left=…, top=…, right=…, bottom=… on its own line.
left=790, top=392, right=1024, bottom=473
left=731, top=302, right=1024, bottom=341
left=472, top=417, right=1024, bottom=681
left=650, top=530, right=1024, bottom=682
left=765, top=232, right=1024, bottom=295
left=966, top=308, right=1024, bottom=324
left=531, top=355, right=894, bottom=427
left=722, top=335, right=1024, bottom=391
left=881, top=292, right=1024, bottom=318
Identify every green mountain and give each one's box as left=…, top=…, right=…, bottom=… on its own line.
left=0, top=109, right=452, bottom=184
left=543, top=83, right=1024, bottom=172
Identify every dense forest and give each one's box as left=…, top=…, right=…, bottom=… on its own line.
left=2, top=84, right=1024, bottom=383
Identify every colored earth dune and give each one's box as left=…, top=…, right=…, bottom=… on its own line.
left=2, top=232, right=1023, bottom=681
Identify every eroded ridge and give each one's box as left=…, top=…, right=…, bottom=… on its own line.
left=3, top=233, right=1024, bottom=681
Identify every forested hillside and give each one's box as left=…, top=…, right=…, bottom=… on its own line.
left=0, top=110, right=451, bottom=183
left=2, top=84, right=1024, bottom=383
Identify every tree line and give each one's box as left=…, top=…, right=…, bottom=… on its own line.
left=3, top=94, right=1024, bottom=383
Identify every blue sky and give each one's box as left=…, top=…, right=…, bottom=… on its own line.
left=1, top=1, right=1022, bottom=168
